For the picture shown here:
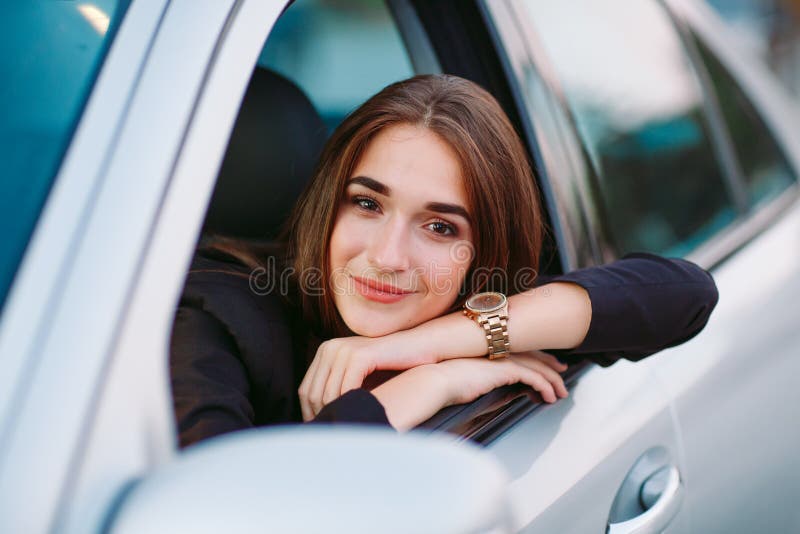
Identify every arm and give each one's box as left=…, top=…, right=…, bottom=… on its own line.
left=170, top=303, right=255, bottom=448
left=395, top=252, right=718, bottom=365
left=368, top=365, right=450, bottom=431
left=403, top=281, right=591, bottom=361
left=532, top=251, right=720, bottom=365
left=300, top=252, right=719, bottom=418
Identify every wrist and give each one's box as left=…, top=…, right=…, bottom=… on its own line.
left=371, top=364, right=452, bottom=431
left=415, top=363, right=458, bottom=407
left=391, top=324, right=441, bottom=365
left=410, top=309, right=489, bottom=364
left=464, top=291, right=511, bottom=359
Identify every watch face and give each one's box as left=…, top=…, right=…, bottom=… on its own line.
left=466, top=292, right=506, bottom=313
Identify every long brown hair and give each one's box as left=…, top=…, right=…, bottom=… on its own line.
left=208, top=74, right=546, bottom=338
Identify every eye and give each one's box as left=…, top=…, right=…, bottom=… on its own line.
left=426, top=219, right=457, bottom=237
left=351, top=194, right=381, bottom=213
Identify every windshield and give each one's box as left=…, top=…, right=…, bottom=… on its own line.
left=0, top=1, right=130, bottom=314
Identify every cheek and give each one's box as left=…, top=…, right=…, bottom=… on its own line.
left=418, top=244, right=472, bottom=300
left=329, top=214, right=362, bottom=268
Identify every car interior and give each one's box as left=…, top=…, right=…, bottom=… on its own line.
left=201, top=67, right=328, bottom=242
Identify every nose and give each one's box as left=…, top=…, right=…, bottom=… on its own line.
left=367, top=216, right=411, bottom=273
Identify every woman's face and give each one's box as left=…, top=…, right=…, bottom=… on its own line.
left=329, top=123, right=474, bottom=337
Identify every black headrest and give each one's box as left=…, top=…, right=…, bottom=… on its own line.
left=203, top=68, right=328, bottom=238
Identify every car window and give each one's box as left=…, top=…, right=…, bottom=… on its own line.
left=258, top=0, right=415, bottom=133
left=516, top=0, right=739, bottom=257
left=690, top=33, right=797, bottom=208
left=0, top=1, right=130, bottom=313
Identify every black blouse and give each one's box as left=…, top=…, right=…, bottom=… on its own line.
left=169, top=250, right=718, bottom=448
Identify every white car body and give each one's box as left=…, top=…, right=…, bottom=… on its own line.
left=0, top=0, right=797, bottom=532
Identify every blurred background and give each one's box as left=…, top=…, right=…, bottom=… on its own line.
left=261, top=0, right=800, bottom=129
left=707, top=0, right=800, bottom=99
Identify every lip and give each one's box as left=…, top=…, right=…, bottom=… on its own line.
left=352, top=276, right=415, bottom=304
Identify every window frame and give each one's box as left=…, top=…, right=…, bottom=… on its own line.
left=0, top=0, right=268, bottom=529
left=664, top=0, right=800, bottom=271
left=54, top=1, right=291, bottom=531
left=0, top=0, right=169, bottom=448
left=387, top=0, right=443, bottom=75
left=508, top=0, right=753, bottom=265
left=502, top=0, right=800, bottom=274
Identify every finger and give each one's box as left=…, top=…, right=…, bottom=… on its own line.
left=516, top=350, right=568, bottom=372
left=300, top=397, right=313, bottom=423
left=533, top=351, right=569, bottom=372
left=298, top=375, right=314, bottom=422
left=527, top=360, right=568, bottom=399
left=511, top=354, right=563, bottom=382
left=299, top=352, right=323, bottom=421
left=307, top=352, right=336, bottom=417
left=323, top=355, right=350, bottom=405
left=510, top=363, right=557, bottom=403
left=339, top=359, right=374, bottom=395
left=511, top=355, right=568, bottom=398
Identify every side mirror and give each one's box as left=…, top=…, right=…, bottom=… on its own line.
left=109, top=426, right=513, bottom=533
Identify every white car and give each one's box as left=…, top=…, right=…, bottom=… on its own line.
left=1, top=0, right=798, bottom=532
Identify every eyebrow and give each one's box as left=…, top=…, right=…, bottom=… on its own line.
left=348, top=175, right=472, bottom=223
left=425, top=201, right=473, bottom=224
left=349, top=176, right=390, bottom=195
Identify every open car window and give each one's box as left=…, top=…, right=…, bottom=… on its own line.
left=184, top=0, right=574, bottom=444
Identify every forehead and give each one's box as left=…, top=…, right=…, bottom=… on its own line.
left=351, top=124, right=467, bottom=205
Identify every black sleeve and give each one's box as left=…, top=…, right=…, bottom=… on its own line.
left=170, top=302, right=255, bottom=448
left=171, top=299, right=392, bottom=448
left=311, top=388, right=393, bottom=427
left=535, top=252, right=719, bottom=367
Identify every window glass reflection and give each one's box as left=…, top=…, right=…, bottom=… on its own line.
left=692, top=33, right=797, bottom=208
left=519, top=0, right=737, bottom=257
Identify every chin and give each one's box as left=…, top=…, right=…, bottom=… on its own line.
left=345, top=319, right=403, bottom=338
left=336, top=297, right=449, bottom=337
left=340, top=306, right=421, bottom=337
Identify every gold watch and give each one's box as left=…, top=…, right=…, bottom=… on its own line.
left=463, top=291, right=510, bottom=359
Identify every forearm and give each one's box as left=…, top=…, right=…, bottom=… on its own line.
left=508, top=282, right=592, bottom=354
left=371, top=365, right=451, bottom=431
left=403, top=282, right=591, bottom=362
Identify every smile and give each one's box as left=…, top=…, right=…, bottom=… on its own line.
left=352, top=276, right=415, bottom=304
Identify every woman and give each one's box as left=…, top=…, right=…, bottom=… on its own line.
left=170, top=74, right=718, bottom=447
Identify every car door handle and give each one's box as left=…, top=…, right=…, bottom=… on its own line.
left=606, top=465, right=683, bottom=534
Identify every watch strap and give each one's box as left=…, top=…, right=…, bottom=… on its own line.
left=479, top=313, right=510, bottom=359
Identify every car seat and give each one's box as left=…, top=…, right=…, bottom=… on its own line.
left=202, top=67, right=328, bottom=240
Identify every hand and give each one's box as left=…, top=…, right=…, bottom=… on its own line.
left=369, top=350, right=569, bottom=431
left=436, top=350, right=569, bottom=406
left=298, top=333, right=433, bottom=421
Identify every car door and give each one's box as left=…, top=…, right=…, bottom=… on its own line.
left=0, top=1, right=288, bottom=532
left=494, top=0, right=800, bottom=532
left=457, top=2, right=692, bottom=532
left=649, top=1, right=800, bottom=531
